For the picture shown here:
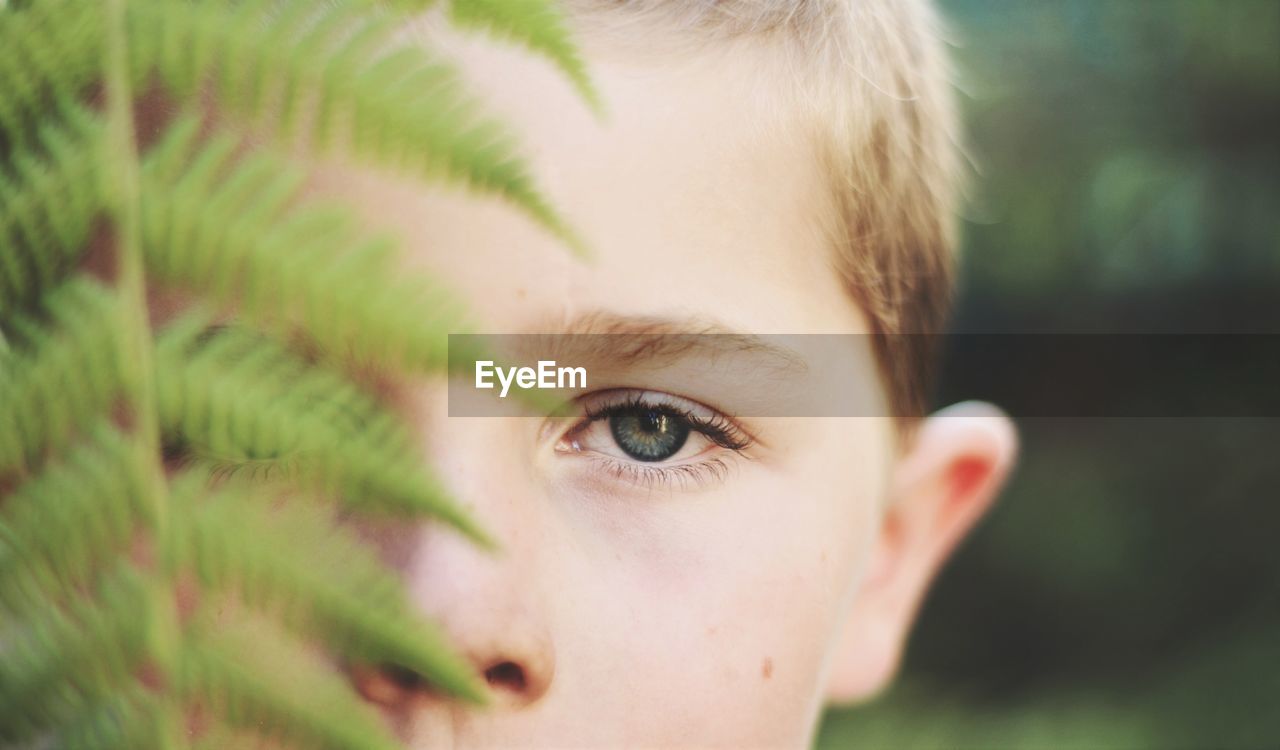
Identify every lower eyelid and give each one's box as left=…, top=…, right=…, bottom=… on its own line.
left=586, top=454, right=736, bottom=491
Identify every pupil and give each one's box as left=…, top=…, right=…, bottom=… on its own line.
left=609, top=408, right=690, bottom=462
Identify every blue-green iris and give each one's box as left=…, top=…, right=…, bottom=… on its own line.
left=609, top=408, right=690, bottom=461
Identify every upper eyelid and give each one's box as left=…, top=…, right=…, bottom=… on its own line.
left=578, top=391, right=754, bottom=447
left=578, top=389, right=751, bottom=432
left=578, top=388, right=716, bottom=416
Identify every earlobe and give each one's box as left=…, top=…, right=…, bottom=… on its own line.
left=824, top=402, right=1018, bottom=705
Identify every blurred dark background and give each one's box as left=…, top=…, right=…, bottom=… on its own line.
left=818, top=1, right=1280, bottom=748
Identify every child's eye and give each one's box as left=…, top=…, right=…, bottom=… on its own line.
left=607, top=408, right=691, bottom=462
left=554, top=390, right=754, bottom=488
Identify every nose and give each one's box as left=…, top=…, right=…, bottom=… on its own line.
left=352, top=404, right=556, bottom=713
left=407, top=523, right=557, bottom=708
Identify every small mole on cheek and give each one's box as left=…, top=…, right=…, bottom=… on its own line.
left=761, top=657, right=773, bottom=680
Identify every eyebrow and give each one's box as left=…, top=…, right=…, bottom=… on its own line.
left=521, top=310, right=808, bottom=374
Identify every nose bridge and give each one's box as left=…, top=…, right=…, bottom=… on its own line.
left=397, top=384, right=556, bottom=705
left=410, top=420, right=542, bottom=599
left=401, top=380, right=539, bottom=543
left=424, top=412, right=539, bottom=548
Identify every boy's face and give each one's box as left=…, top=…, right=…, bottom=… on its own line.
left=323, top=30, right=1016, bottom=749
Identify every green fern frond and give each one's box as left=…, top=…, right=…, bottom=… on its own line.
left=128, top=0, right=585, bottom=252
left=154, top=318, right=490, bottom=543
left=0, top=279, right=122, bottom=474
left=179, top=612, right=401, bottom=750
left=174, top=478, right=488, bottom=704
left=0, top=107, right=102, bottom=316
left=48, top=686, right=170, bottom=750
left=141, top=120, right=471, bottom=373
left=3, top=0, right=595, bottom=744
left=449, top=0, right=601, bottom=112
left=0, top=0, right=103, bottom=148
left=0, top=566, right=150, bottom=742
left=0, top=424, right=145, bottom=615
left=192, top=725, right=306, bottom=750
left=154, top=314, right=409, bottom=455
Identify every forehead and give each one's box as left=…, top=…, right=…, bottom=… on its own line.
left=313, top=23, right=868, bottom=337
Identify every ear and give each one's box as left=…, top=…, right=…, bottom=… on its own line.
left=825, top=402, right=1018, bottom=704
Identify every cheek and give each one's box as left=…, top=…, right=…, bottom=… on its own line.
left=559, top=442, right=883, bottom=742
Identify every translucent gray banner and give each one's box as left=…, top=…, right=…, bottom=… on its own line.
left=446, top=334, right=1280, bottom=418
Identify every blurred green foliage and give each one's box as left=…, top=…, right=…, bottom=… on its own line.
left=817, top=1, right=1280, bottom=748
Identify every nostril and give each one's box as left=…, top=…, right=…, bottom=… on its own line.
left=384, top=663, right=426, bottom=692
left=483, top=661, right=527, bottom=693
left=350, top=662, right=424, bottom=710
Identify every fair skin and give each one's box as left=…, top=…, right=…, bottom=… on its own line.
left=315, top=25, right=1018, bottom=750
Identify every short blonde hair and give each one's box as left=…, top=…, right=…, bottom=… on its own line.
left=574, top=0, right=962, bottom=419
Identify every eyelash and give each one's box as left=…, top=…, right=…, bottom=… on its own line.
left=581, top=395, right=752, bottom=452
left=563, top=392, right=754, bottom=489
left=592, top=455, right=735, bottom=491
